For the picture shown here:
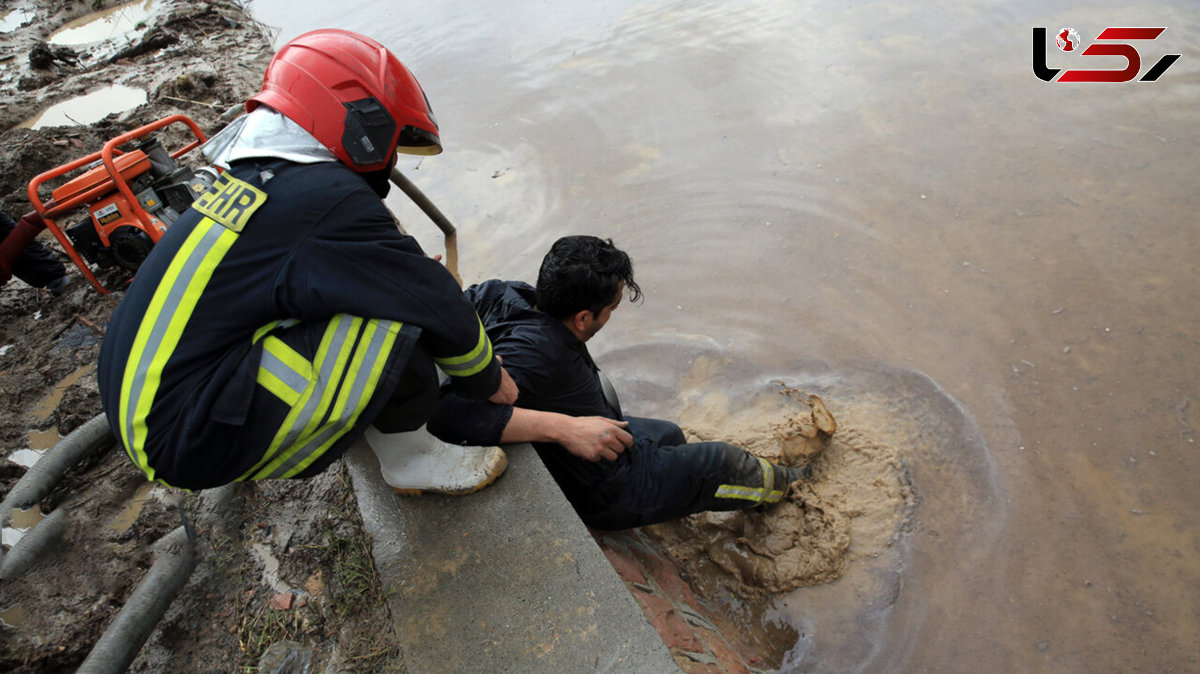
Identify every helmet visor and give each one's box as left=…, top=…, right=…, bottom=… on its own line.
left=397, top=125, right=442, bottom=155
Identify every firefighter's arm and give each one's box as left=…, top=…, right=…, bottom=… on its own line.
left=490, top=364, right=518, bottom=404
left=278, top=191, right=512, bottom=401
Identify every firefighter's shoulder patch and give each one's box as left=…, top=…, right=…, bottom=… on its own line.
left=191, top=173, right=267, bottom=233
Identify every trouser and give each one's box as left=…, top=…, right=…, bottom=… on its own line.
left=370, top=342, right=441, bottom=434
left=580, top=417, right=794, bottom=531
left=290, top=341, right=439, bottom=478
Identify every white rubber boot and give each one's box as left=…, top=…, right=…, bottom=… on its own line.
left=363, top=425, right=507, bottom=496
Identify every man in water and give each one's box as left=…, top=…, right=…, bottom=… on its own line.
left=429, top=235, right=810, bottom=530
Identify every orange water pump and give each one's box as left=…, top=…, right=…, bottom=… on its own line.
left=9, top=114, right=217, bottom=294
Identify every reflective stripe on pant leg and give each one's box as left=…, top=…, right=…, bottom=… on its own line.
left=256, top=336, right=313, bottom=408
left=244, top=316, right=402, bottom=480
left=714, top=456, right=787, bottom=504
left=238, top=314, right=360, bottom=480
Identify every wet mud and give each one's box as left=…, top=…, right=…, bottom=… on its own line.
left=598, top=342, right=1001, bottom=671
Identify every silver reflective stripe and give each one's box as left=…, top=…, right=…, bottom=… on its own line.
left=273, top=315, right=357, bottom=453
left=122, top=222, right=228, bottom=456
left=259, top=348, right=309, bottom=400
left=260, top=319, right=398, bottom=479
left=437, top=345, right=491, bottom=376
left=434, top=320, right=493, bottom=378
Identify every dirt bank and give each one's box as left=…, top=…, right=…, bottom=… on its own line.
left=0, top=1, right=401, bottom=670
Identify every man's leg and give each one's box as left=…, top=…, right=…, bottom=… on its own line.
left=582, top=417, right=806, bottom=530
left=364, top=343, right=507, bottom=495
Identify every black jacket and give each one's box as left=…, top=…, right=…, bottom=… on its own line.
left=430, top=279, right=631, bottom=514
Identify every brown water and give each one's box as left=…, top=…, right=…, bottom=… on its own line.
left=251, top=1, right=1199, bottom=670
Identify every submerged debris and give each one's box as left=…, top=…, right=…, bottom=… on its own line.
left=773, top=383, right=838, bottom=467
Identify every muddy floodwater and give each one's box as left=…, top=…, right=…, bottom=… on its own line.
left=250, top=1, right=1199, bottom=671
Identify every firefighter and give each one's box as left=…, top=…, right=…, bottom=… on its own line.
left=428, top=236, right=812, bottom=530
left=0, top=209, right=68, bottom=295
left=97, top=29, right=518, bottom=493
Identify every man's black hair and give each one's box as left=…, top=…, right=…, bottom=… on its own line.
left=536, top=235, right=642, bottom=320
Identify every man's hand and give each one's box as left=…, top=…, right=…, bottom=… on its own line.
left=557, top=416, right=632, bottom=462
left=489, top=364, right=519, bottom=405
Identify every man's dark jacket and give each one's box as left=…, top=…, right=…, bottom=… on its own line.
left=430, top=279, right=637, bottom=516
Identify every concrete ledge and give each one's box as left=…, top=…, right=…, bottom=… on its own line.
left=344, top=440, right=680, bottom=673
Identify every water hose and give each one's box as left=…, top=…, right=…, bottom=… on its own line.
left=76, top=525, right=198, bottom=674
left=0, top=413, right=114, bottom=516
left=390, top=167, right=460, bottom=284
left=0, top=507, right=67, bottom=580
left=0, top=412, right=114, bottom=573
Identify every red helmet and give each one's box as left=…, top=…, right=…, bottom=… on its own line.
left=247, top=28, right=441, bottom=172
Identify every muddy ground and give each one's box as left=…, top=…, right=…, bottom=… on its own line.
left=0, top=1, right=403, bottom=671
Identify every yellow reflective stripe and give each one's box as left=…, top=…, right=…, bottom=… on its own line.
left=434, top=318, right=493, bottom=377
left=714, top=457, right=786, bottom=504
left=251, top=319, right=401, bottom=480
left=252, top=320, right=281, bottom=344
left=256, top=336, right=312, bottom=407
left=257, top=370, right=300, bottom=407
left=238, top=315, right=361, bottom=481
left=118, top=218, right=237, bottom=480
left=267, top=320, right=401, bottom=479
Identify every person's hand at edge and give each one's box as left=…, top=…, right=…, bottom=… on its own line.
left=555, top=416, right=632, bottom=462
left=488, top=363, right=519, bottom=404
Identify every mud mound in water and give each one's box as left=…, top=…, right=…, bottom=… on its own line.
left=643, top=382, right=915, bottom=598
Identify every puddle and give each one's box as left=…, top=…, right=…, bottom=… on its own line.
left=0, top=8, right=32, bottom=33
left=0, top=604, right=27, bottom=628
left=8, top=366, right=89, bottom=469
left=30, top=364, right=92, bottom=422
left=18, top=84, right=147, bottom=130
left=28, top=427, right=60, bottom=451
left=108, top=482, right=155, bottom=533
left=2, top=506, right=46, bottom=548
left=47, top=0, right=157, bottom=47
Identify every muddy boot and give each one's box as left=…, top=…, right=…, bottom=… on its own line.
left=759, top=461, right=811, bottom=504
left=783, top=463, right=813, bottom=483
left=363, top=425, right=507, bottom=496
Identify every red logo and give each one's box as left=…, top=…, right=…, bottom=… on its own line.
left=1033, top=26, right=1181, bottom=82
left=1056, top=27, right=1080, bottom=52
